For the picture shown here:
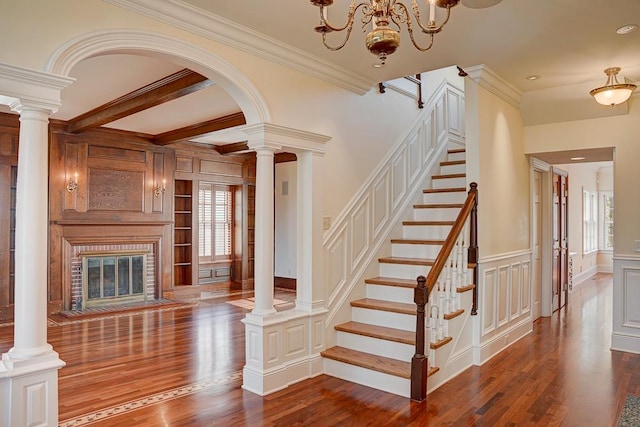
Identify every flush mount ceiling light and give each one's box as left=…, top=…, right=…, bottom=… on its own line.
left=311, top=0, right=461, bottom=66
left=590, top=67, right=637, bottom=107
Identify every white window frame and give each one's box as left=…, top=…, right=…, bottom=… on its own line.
left=599, top=191, right=613, bottom=251
left=583, top=190, right=598, bottom=254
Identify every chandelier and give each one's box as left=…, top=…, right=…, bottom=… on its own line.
left=311, top=0, right=460, bottom=66
left=590, top=67, right=637, bottom=107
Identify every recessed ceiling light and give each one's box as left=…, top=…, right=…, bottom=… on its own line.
left=616, top=24, right=638, bottom=35
left=570, top=157, right=586, bottom=161
left=525, top=75, right=540, bottom=81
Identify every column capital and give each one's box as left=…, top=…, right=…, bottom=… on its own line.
left=0, top=62, right=74, bottom=116
left=242, top=123, right=331, bottom=154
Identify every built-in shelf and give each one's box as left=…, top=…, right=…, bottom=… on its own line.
left=174, top=179, right=193, bottom=286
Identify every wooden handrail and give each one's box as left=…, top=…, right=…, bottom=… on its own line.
left=411, top=182, right=478, bottom=402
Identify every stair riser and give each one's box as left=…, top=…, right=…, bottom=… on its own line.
left=413, top=208, right=459, bottom=221
left=403, top=225, right=452, bottom=240
left=423, top=191, right=466, bottom=204
left=447, top=151, right=466, bottom=162
left=379, top=263, right=431, bottom=280
left=432, top=176, right=466, bottom=189
left=440, top=163, right=466, bottom=175
left=352, top=306, right=415, bottom=330
left=392, top=243, right=442, bottom=259
left=336, top=331, right=415, bottom=361
left=323, top=359, right=410, bottom=398
left=366, top=283, right=414, bottom=304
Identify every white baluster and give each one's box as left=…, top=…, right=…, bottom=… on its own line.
left=444, top=260, right=452, bottom=315
left=430, top=305, right=438, bottom=344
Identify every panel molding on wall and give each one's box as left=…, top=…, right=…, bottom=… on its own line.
left=323, top=81, right=466, bottom=325
left=612, top=256, right=640, bottom=354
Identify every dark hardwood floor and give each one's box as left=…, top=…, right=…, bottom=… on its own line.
left=0, top=274, right=638, bottom=426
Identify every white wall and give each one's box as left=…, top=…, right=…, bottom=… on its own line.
left=275, top=162, right=297, bottom=278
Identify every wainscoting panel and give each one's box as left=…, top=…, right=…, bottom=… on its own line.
left=612, top=257, right=640, bottom=354
left=482, top=268, right=497, bottom=335
left=497, top=266, right=509, bottom=327
left=350, top=196, right=370, bottom=274
left=510, top=263, right=521, bottom=320
left=475, top=251, right=533, bottom=364
left=323, top=81, right=465, bottom=326
left=372, top=171, right=390, bottom=242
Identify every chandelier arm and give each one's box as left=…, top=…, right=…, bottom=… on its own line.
left=320, top=1, right=370, bottom=33
left=407, top=29, right=435, bottom=52
left=321, top=25, right=356, bottom=51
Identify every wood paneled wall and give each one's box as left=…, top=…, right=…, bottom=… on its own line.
left=0, top=112, right=256, bottom=318
left=49, top=124, right=175, bottom=313
left=0, top=114, right=18, bottom=320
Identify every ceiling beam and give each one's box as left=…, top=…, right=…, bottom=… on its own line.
left=214, top=141, right=249, bottom=155
left=67, top=69, right=213, bottom=134
left=153, top=112, right=246, bottom=146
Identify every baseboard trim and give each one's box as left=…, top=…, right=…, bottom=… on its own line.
left=242, top=353, right=323, bottom=396
left=573, top=266, right=597, bottom=287
left=611, top=332, right=640, bottom=355
left=473, top=319, right=533, bottom=365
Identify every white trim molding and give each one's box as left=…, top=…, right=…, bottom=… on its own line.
left=102, top=0, right=376, bottom=95
left=465, top=64, right=522, bottom=109
left=612, top=256, right=640, bottom=354
left=46, top=28, right=272, bottom=125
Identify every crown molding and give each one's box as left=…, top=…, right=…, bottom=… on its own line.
left=103, top=0, right=375, bottom=95
left=466, top=64, right=522, bottom=108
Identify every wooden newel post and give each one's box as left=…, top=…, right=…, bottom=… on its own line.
left=411, top=275, right=428, bottom=401
left=468, top=182, right=479, bottom=316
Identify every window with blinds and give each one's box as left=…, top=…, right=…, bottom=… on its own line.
left=199, top=183, right=233, bottom=261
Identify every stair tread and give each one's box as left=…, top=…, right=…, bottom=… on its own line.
left=413, top=203, right=464, bottom=209
left=433, top=173, right=466, bottom=179
left=390, top=238, right=445, bottom=245
left=365, top=276, right=419, bottom=288
left=322, top=346, right=411, bottom=378
left=403, top=220, right=455, bottom=226
left=336, top=321, right=414, bottom=345
left=423, top=187, right=466, bottom=194
left=351, top=298, right=416, bottom=315
left=378, top=256, right=435, bottom=266
left=448, top=148, right=466, bottom=154
left=440, top=160, right=466, bottom=166
left=336, top=321, right=455, bottom=351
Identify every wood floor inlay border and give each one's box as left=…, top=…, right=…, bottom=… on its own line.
left=59, top=370, right=243, bottom=426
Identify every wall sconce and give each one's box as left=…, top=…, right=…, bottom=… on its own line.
left=66, top=172, right=78, bottom=193
left=154, top=179, right=166, bottom=198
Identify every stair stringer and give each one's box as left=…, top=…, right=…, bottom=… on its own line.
left=323, top=81, right=466, bottom=337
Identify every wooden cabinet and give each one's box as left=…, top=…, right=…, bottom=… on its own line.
left=174, top=179, right=193, bottom=286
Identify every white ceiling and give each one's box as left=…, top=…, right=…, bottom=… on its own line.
left=3, top=0, right=639, bottom=156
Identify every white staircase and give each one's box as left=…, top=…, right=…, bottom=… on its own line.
left=322, top=148, right=475, bottom=398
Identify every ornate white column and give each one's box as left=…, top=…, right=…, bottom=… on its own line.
left=251, top=144, right=279, bottom=317
left=0, top=64, right=73, bottom=427
left=241, top=124, right=330, bottom=397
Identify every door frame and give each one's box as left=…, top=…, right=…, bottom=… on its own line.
left=530, top=157, right=553, bottom=317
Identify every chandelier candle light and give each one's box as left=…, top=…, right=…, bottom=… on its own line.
left=311, top=0, right=460, bottom=66
left=590, top=67, right=637, bottom=107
